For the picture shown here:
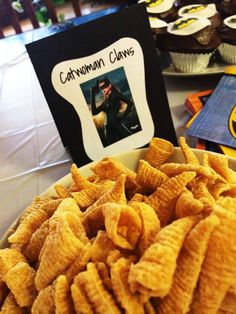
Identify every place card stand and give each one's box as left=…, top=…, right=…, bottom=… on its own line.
left=26, top=4, right=177, bottom=166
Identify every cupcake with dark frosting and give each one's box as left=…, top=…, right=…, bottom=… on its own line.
left=138, top=0, right=178, bottom=22
left=218, top=15, right=236, bottom=64
left=178, top=4, right=222, bottom=29
left=149, top=17, right=168, bottom=49
left=159, top=15, right=221, bottom=72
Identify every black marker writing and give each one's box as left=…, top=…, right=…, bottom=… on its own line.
left=60, top=58, right=105, bottom=84
left=109, top=47, right=134, bottom=63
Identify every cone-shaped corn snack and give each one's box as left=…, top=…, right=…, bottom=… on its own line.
left=76, top=263, right=121, bottom=314
left=31, top=285, right=55, bottom=314
left=0, top=293, right=24, bottom=314
left=91, top=157, right=137, bottom=190
left=71, top=275, right=93, bottom=314
left=208, top=182, right=232, bottom=200
left=159, top=163, right=217, bottom=181
left=96, top=180, right=115, bottom=198
left=40, top=199, right=63, bottom=217
left=19, top=196, right=50, bottom=224
left=54, top=275, right=75, bottom=314
left=8, top=207, right=49, bottom=246
left=54, top=184, right=70, bottom=198
left=23, top=219, right=50, bottom=263
left=4, top=261, right=37, bottom=307
left=175, top=188, right=204, bottom=218
left=146, top=172, right=196, bottom=226
left=158, top=214, right=220, bottom=314
left=190, top=205, right=236, bottom=313
left=35, top=212, right=88, bottom=291
left=96, top=262, right=113, bottom=291
left=51, top=198, right=89, bottom=246
left=128, top=193, right=145, bottom=205
left=0, top=248, right=26, bottom=280
left=136, top=160, right=168, bottom=191
left=103, top=203, right=142, bottom=250
left=71, top=187, right=99, bottom=210
left=206, top=153, right=236, bottom=184
left=202, top=153, right=229, bottom=184
left=179, top=136, right=199, bottom=165
left=70, top=163, right=98, bottom=190
left=51, top=197, right=83, bottom=219
left=91, top=230, right=116, bottom=263
left=111, top=257, right=144, bottom=314
left=143, top=137, right=174, bottom=169
left=130, top=201, right=160, bottom=255
left=128, top=216, right=197, bottom=297
left=190, top=177, right=215, bottom=206
left=84, top=174, right=127, bottom=216
left=64, top=246, right=91, bottom=284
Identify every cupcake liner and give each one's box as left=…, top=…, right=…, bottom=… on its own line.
left=169, top=52, right=213, bottom=73
left=218, top=43, right=236, bottom=65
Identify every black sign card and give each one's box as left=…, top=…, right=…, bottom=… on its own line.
left=26, top=4, right=177, bottom=166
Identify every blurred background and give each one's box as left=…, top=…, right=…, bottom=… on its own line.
left=0, top=0, right=126, bottom=37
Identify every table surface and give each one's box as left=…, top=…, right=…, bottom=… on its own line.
left=0, top=6, right=223, bottom=239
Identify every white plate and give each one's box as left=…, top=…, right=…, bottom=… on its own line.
left=162, top=62, right=227, bottom=77
left=1, top=147, right=236, bottom=248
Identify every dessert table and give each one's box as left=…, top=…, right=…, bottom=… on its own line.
left=0, top=6, right=223, bottom=239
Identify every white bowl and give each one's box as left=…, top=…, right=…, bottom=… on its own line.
left=0, top=147, right=235, bottom=248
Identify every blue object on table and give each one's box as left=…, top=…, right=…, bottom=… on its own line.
left=186, top=72, right=236, bottom=149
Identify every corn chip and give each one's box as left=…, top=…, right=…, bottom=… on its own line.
left=190, top=205, right=236, bottom=313
left=136, top=160, right=168, bottom=191
left=0, top=293, right=24, bottom=314
left=35, top=212, right=88, bottom=291
left=4, top=261, right=37, bottom=307
left=158, top=214, right=219, bottom=314
left=0, top=248, right=26, bottom=280
left=128, top=216, right=197, bottom=297
left=179, top=136, right=200, bottom=165
left=130, top=201, right=160, bottom=255
left=71, top=275, right=93, bottom=314
left=111, top=258, right=144, bottom=314
left=146, top=171, right=196, bottom=226
left=175, top=188, right=204, bottom=218
left=54, top=275, right=74, bottom=314
left=91, top=157, right=137, bottom=190
left=143, top=137, right=174, bottom=169
left=31, top=285, right=55, bottom=314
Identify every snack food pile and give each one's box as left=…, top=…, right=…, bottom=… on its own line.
left=0, top=136, right=236, bottom=313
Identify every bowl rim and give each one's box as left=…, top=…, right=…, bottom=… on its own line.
left=1, top=147, right=235, bottom=248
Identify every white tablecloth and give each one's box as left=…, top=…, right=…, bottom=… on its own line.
left=0, top=32, right=222, bottom=239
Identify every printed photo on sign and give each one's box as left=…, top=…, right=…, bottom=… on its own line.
left=80, top=67, right=142, bottom=147
left=51, top=37, right=155, bottom=161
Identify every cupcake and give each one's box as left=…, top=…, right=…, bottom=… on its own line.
left=148, top=17, right=168, bottom=49
left=220, top=0, right=236, bottom=18
left=218, top=15, right=236, bottom=64
left=159, top=15, right=221, bottom=72
left=178, top=4, right=222, bottom=29
left=138, top=0, right=178, bottom=22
